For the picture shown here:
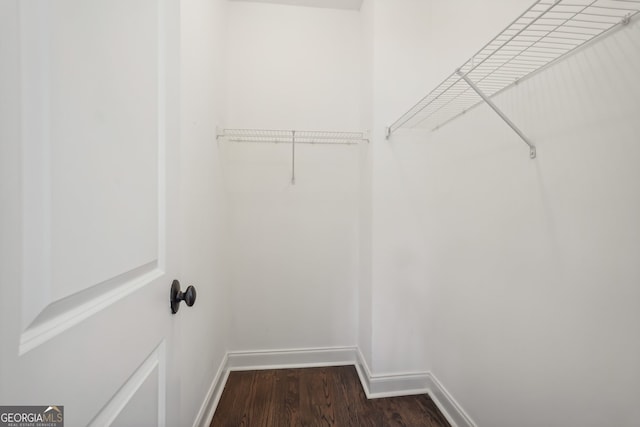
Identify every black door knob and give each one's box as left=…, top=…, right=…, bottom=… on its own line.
left=170, top=280, right=197, bottom=314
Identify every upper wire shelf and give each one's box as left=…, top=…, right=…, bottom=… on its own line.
left=217, top=128, right=367, bottom=185
left=388, top=0, right=640, bottom=136
left=217, top=128, right=368, bottom=145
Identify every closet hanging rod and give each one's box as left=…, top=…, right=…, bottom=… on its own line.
left=217, top=128, right=369, bottom=145
left=386, top=0, right=640, bottom=156
left=216, top=128, right=368, bottom=185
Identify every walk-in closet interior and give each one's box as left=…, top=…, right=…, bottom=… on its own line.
left=195, top=0, right=640, bottom=425
left=2, top=0, right=638, bottom=426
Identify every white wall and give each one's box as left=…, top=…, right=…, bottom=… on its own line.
left=417, top=18, right=640, bottom=427
left=194, top=2, right=640, bottom=426
left=357, top=0, right=374, bottom=371
left=368, top=0, right=435, bottom=375
left=179, top=0, right=230, bottom=425
left=226, top=1, right=361, bottom=130
left=224, top=1, right=361, bottom=351
left=364, top=0, right=536, bottom=377
left=373, top=0, right=640, bottom=426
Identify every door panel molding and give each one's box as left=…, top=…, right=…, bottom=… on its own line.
left=88, top=340, right=167, bottom=427
left=18, top=0, right=171, bottom=355
left=19, top=262, right=163, bottom=355
left=2, top=0, right=180, bottom=426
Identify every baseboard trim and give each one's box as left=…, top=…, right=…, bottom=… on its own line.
left=193, top=352, right=229, bottom=427
left=226, top=346, right=358, bottom=371
left=198, top=346, right=476, bottom=427
left=198, top=346, right=358, bottom=426
left=355, top=348, right=430, bottom=399
left=355, top=349, right=476, bottom=427
left=425, top=372, right=477, bottom=427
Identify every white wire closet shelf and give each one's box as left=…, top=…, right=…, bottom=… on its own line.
left=216, top=128, right=367, bottom=185
left=387, top=0, right=640, bottom=158
left=217, top=128, right=368, bottom=145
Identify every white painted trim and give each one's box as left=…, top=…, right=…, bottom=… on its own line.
left=226, top=346, right=357, bottom=371
left=197, top=346, right=476, bottom=427
left=354, top=349, right=475, bottom=427
left=355, top=348, right=430, bottom=398
left=193, top=353, right=229, bottom=427
left=88, top=341, right=165, bottom=427
left=197, top=347, right=358, bottom=427
left=425, top=372, right=477, bottom=427
left=354, top=349, right=372, bottom=397
left=19, top=266, right=162, bottom=355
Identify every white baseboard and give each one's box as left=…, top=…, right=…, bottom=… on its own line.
left=197, top=346, right=476, bottom=427
left=355, top=348, right=430, bottom=398
left=197, top=346, right=357, bottom=426
left=355, top=349, right=476, bottom=427
left=193, top=353, right=229, bottom=427
left=425, top=372, right=477, bottom=427
left=226, top=346, right=358, bottom=371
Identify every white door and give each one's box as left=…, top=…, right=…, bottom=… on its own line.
left=0, top=0, right=185, bottom=426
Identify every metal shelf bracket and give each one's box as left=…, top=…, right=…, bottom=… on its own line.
left=291, top=130, right=296, bottom=185
left=456, top=69, right=536, bottom=159
left=385, top=0, right=640, bottom=160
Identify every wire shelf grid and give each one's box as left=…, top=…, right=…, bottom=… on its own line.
left=218, top=128, right=368, bottom=145
left=388, top=0, right=640, bottom=134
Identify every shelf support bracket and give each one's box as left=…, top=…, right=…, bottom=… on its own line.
left=291, top=130, right=296, bottom=185
left=456, top=69, right=536, bottom=159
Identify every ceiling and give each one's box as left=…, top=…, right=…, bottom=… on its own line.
left=229, top=0, right=364, bottom=11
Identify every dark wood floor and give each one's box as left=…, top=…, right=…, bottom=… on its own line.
left=211, top=365, right=451, bottom=427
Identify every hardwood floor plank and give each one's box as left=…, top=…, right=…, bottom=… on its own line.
left=213, top=370, right=255, bottom=426
left=328, top=366, right=361, bottom=425
left=376, top=395, right=436, bottom=427
left=299, top=367, right=337, bottom=426
left=272, top=369, right=300, bottom=426
left=210, top=366, right=451, bottom=427
left=246, top=370, right=277, bottom=426
left=414, top=394, right=453, bottom=427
